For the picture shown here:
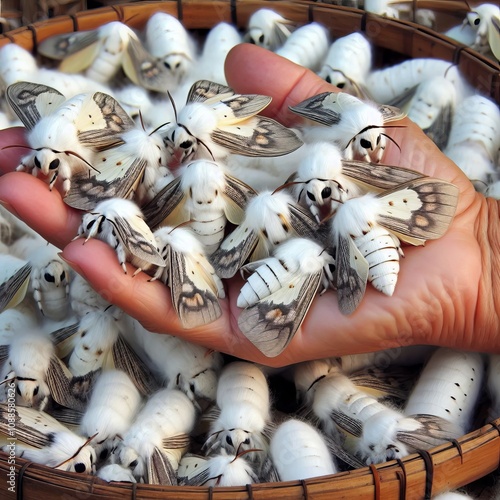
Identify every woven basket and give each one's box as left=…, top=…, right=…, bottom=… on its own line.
left=0, top=1, right=499, bottom=498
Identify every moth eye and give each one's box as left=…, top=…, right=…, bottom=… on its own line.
left=16, top=386, right=21, bottom=396
left=33, top=386, right=39, bottom=396
left=44, top=272, right=55, bottom=283
left=474, top=17, right=480, bottom=25
left=100, top=448, right=109, bottom=461
left=175, top=62, right=181, bottom=69
left=189, top=382, right=196, bottom=393
left=307, top=191, right=316, bottom=202
left=259, top=34, right=265, bottom=44
left=249, top=37, right=256, bottom=45
left=129, top=459, right=138, bottom=469
left=243, top=437, right=250, bottom=445
left=180, top=140, right=193, bottom=149
left=225, top=435, right=233, bottom=446
left=328, top=263, right=336, bottom=273
left=325, top=75, right=332, bottom=84
left=337, top=82, right=345, bottom=89
left=360, top=138, right=372, bottom=150
left=321, top=187, right=332, bottom=199
left=60, top=271, right=66, bottom=281
left=376, top=135, right=381, bottom=145
left=74, top=463, right=86, bottom=473
left=34, top=157, right=42, bottom=169
left=164, top=61, right=171, bottom=70
left=86, top=219, right=95, bottom=231
left=49, top=159, right=60, bottom=170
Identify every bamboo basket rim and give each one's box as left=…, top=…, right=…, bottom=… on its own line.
left=0, top=1, right=499, bottom=498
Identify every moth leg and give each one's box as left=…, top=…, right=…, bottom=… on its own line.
left=32, top=273, right=45, bottom=315
left=115, top=244, right=128, bottom=274
left=49, top=170, right=59, bottom=191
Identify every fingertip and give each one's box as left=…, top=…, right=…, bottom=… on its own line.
left=0, top=127, right=28, bottom=174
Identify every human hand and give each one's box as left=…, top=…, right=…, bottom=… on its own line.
left=0, top=44, right=494, bottom=367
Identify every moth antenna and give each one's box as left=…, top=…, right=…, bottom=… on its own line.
left=307, top=373, right=327, bottom=392
left=204, top=348, right=215, bottom=358
left=1, top=144, right=33, bottom=152
left=272, top=180, right=301, bottom=194
left=50, top=148, right=101, bottom=174
left=233, top=445, right=263, bottom=462
left=138, top=109, right=146, bottom=132
left=149, top=121, right=171, bottom=136
left=166, top=91, right=178, bottom=122
left=380, top=132, right=402, bottom=154
left=53, top=432, right=98, bottom=470
left=0, top=376, right=16, bottom=386
left=197, top=138, right=215, bottom=161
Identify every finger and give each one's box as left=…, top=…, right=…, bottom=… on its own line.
left=0, top=172, right=82, bottom=249
left=0, top=127, right=28, bottom=174
left=225, top=44, right=336, bottom=126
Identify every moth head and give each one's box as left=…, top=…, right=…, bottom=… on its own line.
left=119, top=445, right=145, bottom=478
left=247, top=28, right=269, bottom=48
left=163, top=53, right=190, bottom=80
left=319, top=66, right=350, bottom=89
left=178, top=368, right=219, bottom=405
left=41, top=259, right=69, bottom=288
left=53, top=432, right=97, bottom=473
left=182, top=160, right=226, bottom=208
left=15, top=378, right=49, bottom=408
left=79, top=212, right=106, bottom=240
left=349, top=127, right=386, bottom=163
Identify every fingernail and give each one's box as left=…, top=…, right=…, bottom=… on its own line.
left=0, top=200, right=20, bottom=219
left=58, top=252, right=87, bottom=281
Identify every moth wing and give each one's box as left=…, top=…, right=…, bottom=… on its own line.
left=142, top=177, right=187, bottom=230
left=376, top=178, right=459, bottom=244
left=341, top=160, right=426, bottom=192
left=0, top=262, right=31, bottom=312
left=58, top=36, right=102, bottom=74
left=77, top=92, right=136, bottom=149
left=147, top=446, right=177, bottom=486
left=50, top=323, right=80, bottom=359
left=330, top=409, right=363, bottom=438
left=323, top=432, right=365, bottom=470
left=377, top=103, right=406, bottom=123
left=169, top=249, right=222, bottom=329
left=46, top=356, right=89, bottom=412
left=212, top=116, right=303, bottom=157
left=122, top=35, right=172, bottom=92
left=289, top=92, right=343, bottom=126
left=177, top=454, right=211, bottom=486
left=6, top=82, right=66, bottom=130
left=210, top=223, right=259, bottom=278
left=186, top=80, right=234, bottom=104
left=397, top=414, right=462, bottom=450
left=0, top=345, right=8, bottom=373
left=0, top=404, right=65, bottom=448
left=112, top=335, right=160, bottom=396
left=210, top=94, right=271, bottom=125
left=238, top=271, right=322, bottom=357
left=38, top=30, right=100, bottom=60
left=288, top=202, right=320, bottom=239
left=422, top=104, right=453, bottom=151
left=112, top=214, right=165, bottom=268
left=489, top=15, right=500, bottom=60
left=223, top=174, right=257, bottom=225
left=162, top=433, right=191, bottom=451
left=335, top=234, right=369, bottom=315
left=273, top=19, right=295, bottom=46
left=64, top=153, right=146, bottom=211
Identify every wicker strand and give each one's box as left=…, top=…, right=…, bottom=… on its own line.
left=417, top=449, right=434, bottom=500
left=300, top=479, right=310, bottom=500
left=369, top=463, right=381, bottom=500
left=396, top=458, right=407, bottom=500
left=450, top=438, right=465, bottom=464
left=246, top=482, right=254, bottom=500
left=16, top=460, right=33, bottom=500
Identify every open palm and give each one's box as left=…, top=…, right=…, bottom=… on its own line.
left=0, top=44, right=492, bottom=367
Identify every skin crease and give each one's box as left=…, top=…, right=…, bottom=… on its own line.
left=0, top=44, right=496, bottom=367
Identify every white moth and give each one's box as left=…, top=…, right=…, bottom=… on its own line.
left=144, top=12, right=197, bottom=88
left=210, top=189, right=318, bottom=279
left=404, top=348, right=484, bottom=436
left=285, top=141, right=425, bottom=222
left=39, top=21, right=171, bottom=92
left=0, top=255, right=31, bottom=313
left=6, top=82, right=134, bottom=196
left=0, top=43, right=39, bottom=92
left=118, top=388, right=196, bottom=483
left=270, top=419, right=338, bottom=481
left=0, top=329, right=54, bottom=410
left=366, top=58, right=473, bottom=108
left=12, top=238, right=71, bottom=320
left=318, top=33, right=372, bottom=98
left=204, top=361, right=271, bottom=462
left=444, top=94, right=500, bottom=186
left=192, top=22, right=242, bottom=85
left=245, top=8, right=294, bottom=50
left=77, top=198, right=165, bottom=275
left=126, top=319, right=223, bottom=407
left=275, top=22, right=329, bottom=72
left=291, top=91, right=405, bottom=163
left=165, top=79, right=302, bottom=164
left=69, top=273, right=112, bottom=318
left=237, top=237, right=335, bottom=358
left=150, top=225, right=225, bottom=329
left=177, top=450, right=259, bottom=487
left=0, top=403, right=96, bottom=473
left=487, top=353, right=500, bottom=420
left=143, top=159, right=256, bottom=254
left=464, top=3, right=500, bottom=60
left=406, top=75, right=456, bottom=150
left=308, top=371, right=462, bottom=465
left=363, top=0, right=401, bottom=18
left=0, top=305, right=37, bottom=345
left=330, top=178, right=459, bottom=314
left=79, top=370, right=142, bottom=462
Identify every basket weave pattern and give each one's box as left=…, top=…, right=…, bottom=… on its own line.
left=0, top=1, right=499, bottom=498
